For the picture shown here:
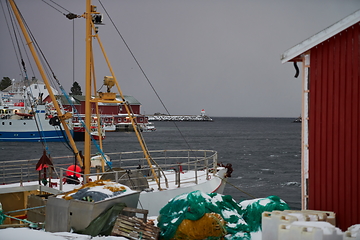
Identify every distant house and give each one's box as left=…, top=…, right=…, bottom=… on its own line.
left=54, top=95, right=142, bottom=115
left=3, top=78, right=58, bottom=102
left=44, top=94, right=148, bottom=130
left=281, top=10, right=360, bottom=230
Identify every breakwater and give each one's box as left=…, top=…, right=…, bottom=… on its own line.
left=147, top=115, right=213, bottom=121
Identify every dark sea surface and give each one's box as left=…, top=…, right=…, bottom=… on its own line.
left=0, top=117, right=302, bottom=209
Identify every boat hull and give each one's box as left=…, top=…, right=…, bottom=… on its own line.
left=0, top=105, right=72, bottom=142
left=0, top=128, right=70, bottom=142
left=138, top=168, right=227, bottom=216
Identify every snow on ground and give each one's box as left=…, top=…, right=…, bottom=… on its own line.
left=1, top=227, right=263, bottom=240
left=0, top=228, right=128, bottom=240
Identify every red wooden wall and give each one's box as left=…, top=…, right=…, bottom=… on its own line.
left=63, top=102, right=141, bottom=115
left=308, top=23, right=360, bottom=230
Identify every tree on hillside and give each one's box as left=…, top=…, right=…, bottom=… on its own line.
left=0, top=77, right=12, bottom=91
left=70, top=81, right=82, bottom=95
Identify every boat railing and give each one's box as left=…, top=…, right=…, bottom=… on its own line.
left=0, top=150, right=218, bottom=191
left=59, top=149, right=218, bottom=191
left=0, top=155, right=76, bottom=186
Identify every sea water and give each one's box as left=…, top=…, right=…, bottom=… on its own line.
left=0, top=117, right=301, bottom=209
left=141, top=117, right=301, bottom=210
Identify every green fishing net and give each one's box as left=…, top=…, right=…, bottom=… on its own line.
left=0, top=212, right=4, bottom=225
left=157, top=191, right=289, bottom=240
left=239, top=195, right=290, bottom=232
left=0, top=203, right=4, bottom=225
left=157, top=190, right=250, bottom=240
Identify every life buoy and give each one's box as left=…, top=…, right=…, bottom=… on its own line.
left=66, top=165, right=82, bottom=177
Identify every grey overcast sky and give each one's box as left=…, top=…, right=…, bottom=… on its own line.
left=1, top=0, right=359, bottom=117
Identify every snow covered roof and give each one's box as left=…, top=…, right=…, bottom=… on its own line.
left=58, top=95, right=141, bottom=105
left=281, top=9, right=360, bottom=63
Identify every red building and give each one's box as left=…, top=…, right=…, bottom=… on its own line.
left=50, top=95, right=148, bottom=131
left=281, top=10, right=360, bottom=230
left=56, top=95, right=141, bottom=115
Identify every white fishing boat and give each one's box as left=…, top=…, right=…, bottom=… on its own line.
left=0, top=0, right=230, bottom=232
left=0, top=81, right=73, bottom=142
left=140, top=122, right=156, bottom=132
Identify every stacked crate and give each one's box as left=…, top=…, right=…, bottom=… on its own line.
left=262, top=210, right=342, bottom=240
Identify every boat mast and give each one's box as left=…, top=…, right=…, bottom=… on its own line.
left=84, top=1, right=162, bottom=188
left=84, top=0, right=92, bottom=177
left=8, top=0, right=83, bottom=166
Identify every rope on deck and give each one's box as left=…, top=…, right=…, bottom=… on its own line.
left=0, top=205, right=45, bottom=227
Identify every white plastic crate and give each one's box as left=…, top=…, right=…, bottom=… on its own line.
left=344, top=224, right=360, bottom=240
left=262, top=210, right=337, bottom=240
left=262, top=211, right=298, bottom=240
left=284, top=210, right=336, bottom=226
left=278, top=221, right=343, bottom=240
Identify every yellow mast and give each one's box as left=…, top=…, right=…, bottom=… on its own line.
left=91, top=25, right=162, bottom=189
left=84, top=0, right=93, bottom=176
left=83, top=1, right=161, bottom=188
left=11, top=0, right=161, bottom=187
left=8, top=0, right=83, bottom=167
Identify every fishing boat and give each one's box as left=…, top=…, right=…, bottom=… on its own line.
left=72, top=114, right=106, bottom=141
left=0, top=81, right=73, bottom=142
left=140, top=122, right=156, bottom=132
left=293, top=115, right=302, bottom=123
left=0, top=0, right=230, bottom=231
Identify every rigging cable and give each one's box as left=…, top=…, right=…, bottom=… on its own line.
left=40, top=0, right=110, bottom=165
left=4, top=1, right=29, bottom=80
left=218, top=176, right=256, bottom=199
left=8, top=1, right=53, bottom=151
left=7, top=1, right=77, bottom=155
left=41, top=0, right=80, bottom=20
left=4, top=1, right=52, bottom=151
left=98, top=0, right=197, bottom=157
left=73, top=19, right=75, bottom=84
left=41, top=0, right=69, bottom=16
left=0, top=1, right=23, bottom=79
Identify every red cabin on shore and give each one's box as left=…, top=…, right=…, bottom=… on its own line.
left=281, top=10, right=360, bottom=230
left=45, top=94, right=148, bottom=131
left=55, top=95, right=142, bottom=115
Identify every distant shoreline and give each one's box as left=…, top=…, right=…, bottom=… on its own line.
left=147, top=115, right=213, bottom=121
